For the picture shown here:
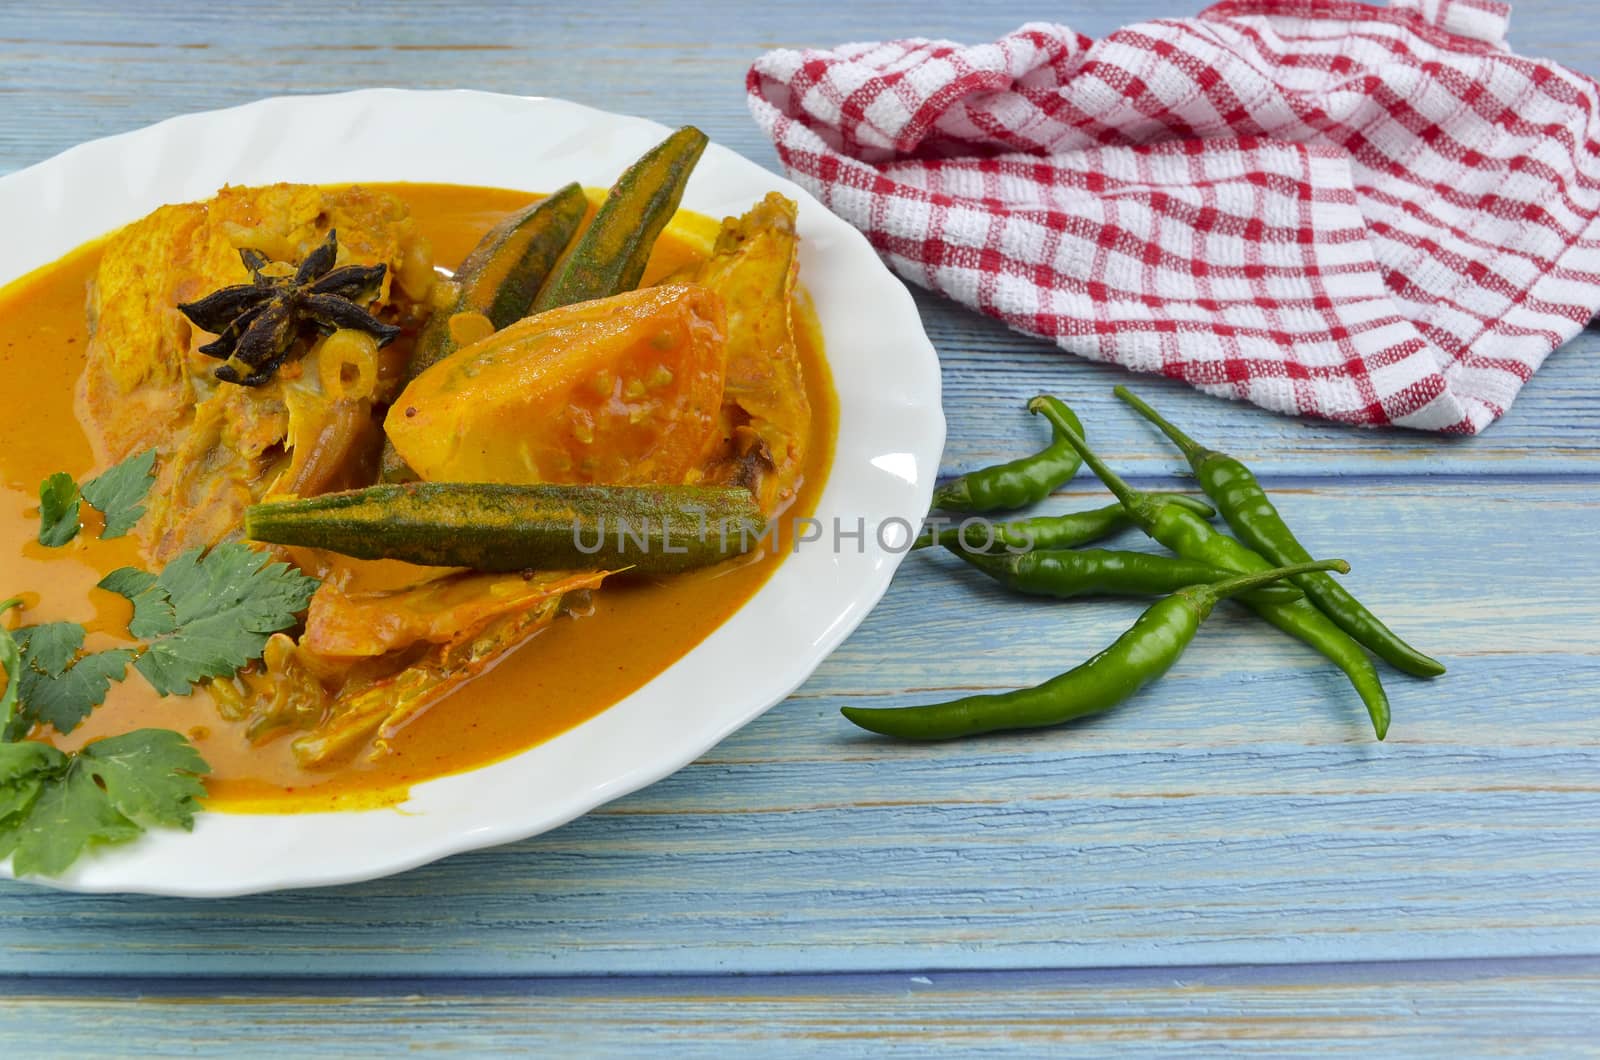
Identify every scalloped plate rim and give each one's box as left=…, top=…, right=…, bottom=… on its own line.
left=0, top=89, right=944, bottom=897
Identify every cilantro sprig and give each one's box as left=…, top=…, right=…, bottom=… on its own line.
left=35, top=449, right=156, bottom=547
left=4, top=496, right=319, bottom=876
left=2, top=544, right=318, bottom=743
left=0, top=731, right=208, bottom=878
left=101, top=543, right=320, bottom=696
left=81, top=449, right=157, bottom=539
left=4, top=623, right=132, bottom=741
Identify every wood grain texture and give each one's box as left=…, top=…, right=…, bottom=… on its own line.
left=3, top=960, right=1598, bottom=1056
left=0, top=482, right=1594, bottom=976
left=0, top=0, right=1597, bottom=1050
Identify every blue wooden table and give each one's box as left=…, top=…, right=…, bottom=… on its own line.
left=2, top=1, right=1598, bottom=1053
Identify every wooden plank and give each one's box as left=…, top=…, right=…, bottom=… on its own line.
left=0, top=1, right=1162, bottom=170
left=0, top=478, right=1593, bottom=976
left=2, top=960, right=1597, bottom=1055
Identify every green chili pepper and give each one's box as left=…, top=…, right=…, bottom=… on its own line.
left=951, top=546, right=1301, bottom=604
left=842, top=558, right=1349, bottom=740
left=1030, top=396, right=1392, bottom=740
left=912, top=494, right=1215, bottom=552
left=929, top=396, right=1084, bottom=513
left=1114, top=386, right=1445, bottom=679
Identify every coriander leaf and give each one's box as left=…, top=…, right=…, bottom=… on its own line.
left=0, top=597, right=21, bottom=736
left=97, top=568, right=166, bottom=637
left=15, top=621, right=85, bottom=676
left=0, top=732, right=205, bottom=877
left=5, top=759, right=140, bottom=877
left=78, top=729, right=209, bottom=830
left=0, top=739, right=69, bottom=775
left=14, top=650, right=135, bottom=737
left=37, top=472, right=81, bottom=547
left=0, top=743, right=69, bottom=862
left=101, top=543, right=318, bottom=696
left=8, top=622, right=134, bottom=738
left=0, top=740, right=65, bottom=824
left=0, top=771, right=46, bottom=828
left=81, top=449, right=157, bottom=539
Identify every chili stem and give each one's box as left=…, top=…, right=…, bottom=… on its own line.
left=1199, top=559, right=1349, bottom=603
left=1026, top=395, right=1147, bottom=518
left=1112, top=385, right=1209, bottom=463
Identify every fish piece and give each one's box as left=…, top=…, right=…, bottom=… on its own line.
left=142, top=383, right=290, bottom=559
left=215, top=568, right=606, bottom=765
left=291, top=569, right=607, bottom=766
left=304, top=568, right=606, bottom=658
left=77, top=183, right=433, bottom=561
left=694, top=193, right=811, bottom=514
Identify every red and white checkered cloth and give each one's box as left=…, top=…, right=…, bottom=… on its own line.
left=747, top=0, right=1600, bottom=432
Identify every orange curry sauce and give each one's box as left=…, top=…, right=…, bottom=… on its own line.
left=0, top=183, right=836, bottom=812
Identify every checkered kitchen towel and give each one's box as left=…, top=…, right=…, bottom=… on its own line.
left=747, top=0, right=1600, bottom=432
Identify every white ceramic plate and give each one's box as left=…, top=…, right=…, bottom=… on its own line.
left=0, top=90, right=943, bottom=896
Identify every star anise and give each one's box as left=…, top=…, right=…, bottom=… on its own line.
left=177, top=229, right=401, bottom=387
